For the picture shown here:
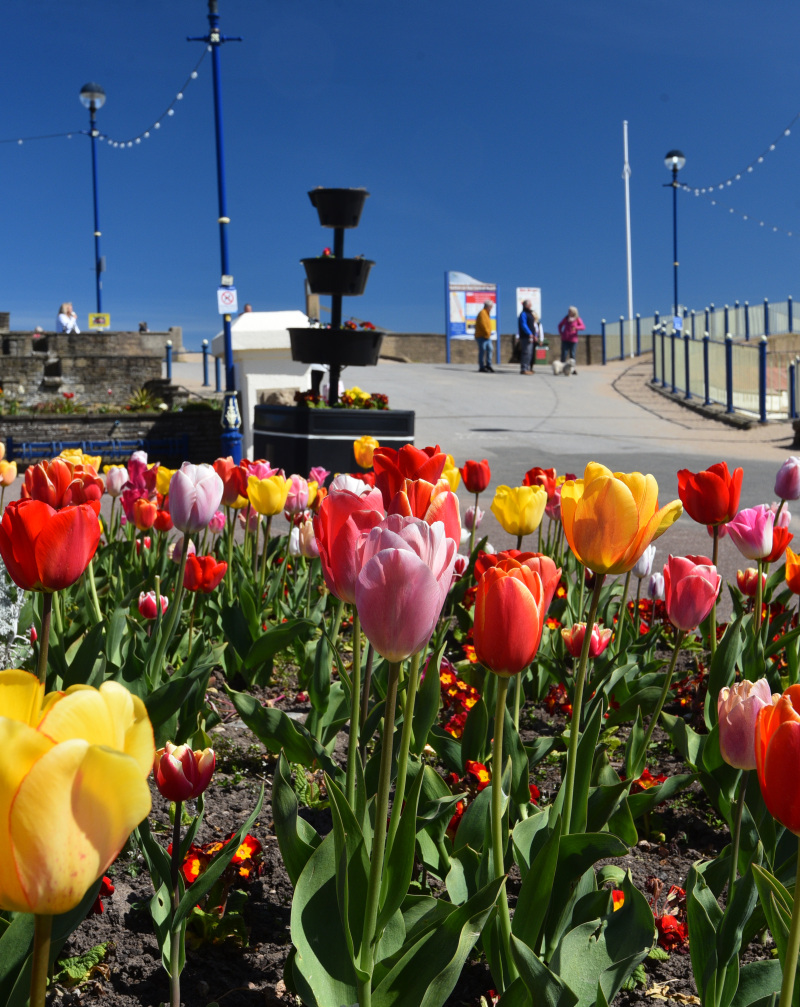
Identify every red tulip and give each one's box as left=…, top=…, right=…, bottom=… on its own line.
left=459, top=459, right=491, bottom=495
left=213, top=456, right=249, bottom=507
left=184, top=554, right=228, bottom=593
left=473, top=559, right=546, bottom=676
left=755, top=686, right=800, bottom=833
left=522, top=466, right=557, bottom=500
left=132, top=497, right=158, bottom=531
left=154, top=508, right=173, bottom=533
left=475, top=550, right=561, bottom=613
left=154, top=742, right=215, bottom=801
left=765, top=525, right=793, bottom=565
left=314, top=488, right=385, bottom=603
left=0, top=499, right=101, bottom=592
left=20, top=458, right=103, bottom=511
left=736, top=568, right=766, bottom=597
left=677, top=462, right=743, bottom=527
left=387, top=478, right=461, bottom=546
left=561, top=622, right=613, bottom=659
left=663, top=555, right=721, bottom=632
left=138, top=590, right=168, bottom=619
left=373, top=444, right=447, bottom=509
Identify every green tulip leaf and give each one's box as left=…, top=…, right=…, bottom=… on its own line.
left=411, top=642, right=444, bottom=756
left=510, top=933, right=578, bottom=1007
left=272, top=752, right=321, bottom=888
left=512, top=815, right=562, bottom=951
left=730, top=960, right=783, bottom=1007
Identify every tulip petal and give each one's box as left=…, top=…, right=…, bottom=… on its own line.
left=0, top=718, right=53, bottom=912
left=34, top=505, right=101, bottom=591
left=10, top=740, right=152, bottom=914
left=573, top=475, right=638, bottom=573
left=0, top=669, right=45, bottom=726
left=38, top=682, right=154, bottom=776
left=761, top=720, right=800, bottom=834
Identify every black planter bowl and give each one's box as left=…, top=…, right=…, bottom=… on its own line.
left=301, top=257, right=374, bottom=297
left=308, top=187, right=369, bottom=229
left=253, top=403, right=414, bottom=476
left=289, top=327, right=384, bottom=366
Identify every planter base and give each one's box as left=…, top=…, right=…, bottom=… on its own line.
left=253, top=404, right=414, bottom=475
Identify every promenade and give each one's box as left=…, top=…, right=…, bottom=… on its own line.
left=168, top=352, right=798, bottom=601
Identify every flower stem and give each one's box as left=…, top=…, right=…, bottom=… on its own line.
left=386, top=652, right=421, bottom=856
left=260, top=515, right=273, bottom=598
left=640, top=630, right=686, bottom=756
left=226, top=508, right=235, bottom=605
left=513, top=671, right=522, bottom=733
left=170, top=802, right=183, bottom=1007
left=516, top=534, right=523, bottom=550
left=634, top=577, right=642, bottom=637
left=728, top=770, right=748, bottom=895
left=778, top=834, right=800, bottom=1007
left=468, top=492, right=479, bottom=556
left=153, top=534, right=190, bottom=676
left=37, top=593, right=52, bottom=685
left=86, top=557, right=103, bottom=624
left=358, top=660, right=402, bottom=1007
left=346, top=610, right=362, bottom=807
left=755, top=559, right=764, bottom=636
left=29, top=914, right=52, bottom=1007
left=491, top=675, right=518, bottom=991
left=562, top=575, right=604, bottom=835
left=360, top=644, right=375, bottom=762
left=711, top=526, right=720, bottom=657
left=615, top=571, right=631, bottom=657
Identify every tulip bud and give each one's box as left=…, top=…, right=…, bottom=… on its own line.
left=452, top=554, right=469, bottom=584
left=285, top=475, right=310, bottom=516
left=664, top=555, right=721, bottom=632
left=464, top=505, right=484, bottom=532
left=309, top=466, right=330, bottom=487
left=288, top=525, right=301, bottom=556
left=237, top=507, right=262, bottom=533
left=298, top=517, right=319, bottom=559
left=29, top=626, right=37, bottom=645
left=132, top=497, right=157, bottom=532
left=138, top=590, right=168, bottom=620
left=737, top=568, right=766, bottom=597
left=769, top=501, right=792, bottom=529
left=632, top=544, right=657, bottom=580
left=775, top=458, right=800, bottom=501
left=169, top=535, right=196, bottom=563
left=208, top=510, right=226, bottom=534
left=0, top=460, right=18, bottom=487
left=135, top=536, right=152, bottom=556
left=561, top=622, right=613, bottom=658
left=646, top=572, right=665, bottom=600
left=719, top=678, right=774, bottom=770
left=154, top=742, right=215, bottom=801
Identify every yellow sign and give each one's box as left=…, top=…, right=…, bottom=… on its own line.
left=88, top=313, right=110, bottom=329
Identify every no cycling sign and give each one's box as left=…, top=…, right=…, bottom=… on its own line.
left=216, top=286, right=238, bottom=314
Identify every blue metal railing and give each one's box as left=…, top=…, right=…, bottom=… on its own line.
left=6, top=436, right=190, bottom=465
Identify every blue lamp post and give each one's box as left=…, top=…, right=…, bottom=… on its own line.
left=664, top=150, right=686, bottom=316
left=79, top=82, right=105, bottom=314
left=189, top=0, right=243, bottom=462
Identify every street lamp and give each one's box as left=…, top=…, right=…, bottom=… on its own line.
left=189, top=1, right=243, bottom=463
left=664, top=150, right=686, bottom=317
left=79, top=83, right=106, bottom=314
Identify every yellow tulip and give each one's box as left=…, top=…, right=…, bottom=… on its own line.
left=353, top=435, right=380, bottom=470
left=0, top=460, right=17, bottom=487
left=308, top=481, right=318, bottom=507
left=0, top=441, right=4, bottom=462
left=59, top=449, right=101, bottom=472
left=247, top=474, right=290, bottom=516
left=156, top=465, right=176, bottom=497
left=491, top=485, right=547, bottom=537
left=561, top=462, right=683, bottom=575
left=0, top=670, right=153, bottom=914
left=441, top=454, right=461, bottom=492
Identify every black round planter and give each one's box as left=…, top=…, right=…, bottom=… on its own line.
left=308, top=187, right=369, bottom=229
left=301, top=257, right=374, bottom=296
left=289, top=327, right=384, bottom=366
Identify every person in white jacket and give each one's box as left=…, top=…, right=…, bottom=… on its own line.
left=56, top=302, right=80, bottom=333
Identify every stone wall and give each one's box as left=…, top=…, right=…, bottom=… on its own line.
left=0, top=406, right=223, bottom=467
left=379, top=332, right=603, bottom=366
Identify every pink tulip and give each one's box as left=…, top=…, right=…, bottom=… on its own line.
left=298, top=517, right=319, bottom=559
left=208, top=510, right=226, bottom=534
left=309, top=466, right=330, bottom=487
left=314, top=488, right=385, bottom=603
left=169, top=535, right=196, bottom=563
left=663, top=555, right=721, bottom=632
left=169, top=463, right=224, bottom=533
left=248, top=460, right=280, bottom=480
left=726, top=507, right=774, bottom=561
left=464, top=505, right=484, bottom=531
left=138, top=590, right=168, bottom=620
left=453, top=554, right=469, bottom=579
left=238, top=508, right=262, bottom=533
left=561, top=622, right=613, bottom=659
left=105, top=467, right=129, bottom=497
left=766, top=501, right=791, bottom=529
left=718, top=678, right=775, bottom=770
left=354, top=515, right=457, bottom=661
left=285, top=475, right=310, bottom=515
left=775, top=458, right=800, bottom=501
left=646, top=572, right=665, bottom=600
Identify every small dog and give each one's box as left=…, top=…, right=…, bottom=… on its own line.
left=552, top=359, right=576, bottom=376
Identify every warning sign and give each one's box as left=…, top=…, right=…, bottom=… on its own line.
left=88, top=313, right=110, bottom=330
left=216, top=287, right=238, bottom=314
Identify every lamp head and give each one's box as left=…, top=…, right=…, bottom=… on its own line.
left=664, top=149, right=686, bottom=172
left=79, top=83, right=106, bottom=111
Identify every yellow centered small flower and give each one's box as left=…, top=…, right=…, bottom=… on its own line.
left=353, top=435, right=380, bottom=470
left=490, top=484, right=547, bottom=537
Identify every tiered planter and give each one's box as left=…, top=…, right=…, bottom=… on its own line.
left=253, top=404, right=414, bottom=475
left=288, top=327, right=383, bottom=366
left=301, top=257, right=374, bottom=296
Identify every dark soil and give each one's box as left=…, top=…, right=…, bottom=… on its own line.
left=49, top=664, right=768, bottom=1007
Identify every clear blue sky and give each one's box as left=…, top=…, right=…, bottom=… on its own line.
left=4, top=1, right=800, bottom=348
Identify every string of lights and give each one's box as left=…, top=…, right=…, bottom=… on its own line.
left=688, top=109, right=800, bottom=194
left=680, top=183, right=797, bottom=239
left=0, top=47, right=208, bottom=149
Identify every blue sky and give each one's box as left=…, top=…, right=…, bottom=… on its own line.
left=4, top=1, right=800, bottom=348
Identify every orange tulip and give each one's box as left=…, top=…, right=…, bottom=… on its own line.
left=561, top=462, right=682, bottom=575
left=755, top=685, right=800, bottom=833
left=473, top=559, right=546, bottom=676
left=786, top=546, right=800, bottom=594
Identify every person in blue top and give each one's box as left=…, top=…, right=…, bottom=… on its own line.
left=517, top=299, right=535, bottom=374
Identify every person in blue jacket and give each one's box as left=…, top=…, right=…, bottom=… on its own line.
left=517, top=299, right=535, bottom=374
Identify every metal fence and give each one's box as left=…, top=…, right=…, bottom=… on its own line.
left=602, top=296, right=800, bottom=359
left=649, top=330, right=800, bottom=421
